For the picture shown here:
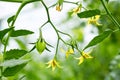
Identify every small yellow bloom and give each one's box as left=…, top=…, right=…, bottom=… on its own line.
left=56, top=4, right=62, bottom=12
left=72, top=4, right=82, bottom=15
left=72, top=6, right=81, bottom=14
left=75, top=51, right=93, bottom=65
left=60, top=48, right=74, bottom=58
left=65, top=48, right=74, bottom=58
left=88, top=15, right=102, bottom=26
left=46, top=59, right=62, bottom=71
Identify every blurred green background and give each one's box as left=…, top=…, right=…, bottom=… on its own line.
left=0, top=0, right=120, bottom=80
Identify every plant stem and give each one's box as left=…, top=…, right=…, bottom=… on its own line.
left=64, top=1, right=78, bottom=5
left=54, top=39, right=60, bottom=59
left=100, top=0, right=120, bottom=29
left=41, top=0, right=73, bottom=57
left=0, top=0, right=41, bottom=3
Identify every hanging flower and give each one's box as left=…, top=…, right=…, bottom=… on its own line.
left=56, top=0, right=63, bottom=12
left=56, top=4, right=62, bottom=11
left=88, top=15, right=102, bottom=26
left=75, top=50, right=93, bottom=65
left=46, top=59, right=62, bottom=71
left=60, top=48, right=74, bottom=58
left=72, top=4, right=82, bottom=15
left=65, top=48, right=74, bottom=58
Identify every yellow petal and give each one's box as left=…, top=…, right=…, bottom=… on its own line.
left=78, top=56, right=84, bottom=65
left=95, top=15, right=100, bottom=20
left=52, top=66, right=56, bottom=71
left=96, top=22, right=102, bottom=26
left=65, top=48, right=74, bottom=58
left=83, top=54, right=93, bottom=59
left=69, top=49, right=74, bottom=54
left=72, top=7, right=81, bottom=13
left=56, top=4, right=61, bottom=11
left=46, top=64, right=51, bottom=68
left=66, top=53, right=69, bottom=58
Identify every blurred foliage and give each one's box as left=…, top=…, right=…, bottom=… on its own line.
left=0, top=0, right=120, bottom=80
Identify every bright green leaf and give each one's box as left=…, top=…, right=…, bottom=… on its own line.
left=84, top=30, right=113, bottom=50
left=4, top=49, right=28, bottom=60
left=10, top=29, right=34, bottom=37
left=77, top=9, right=101, bottom=18
left=0, top=27, right=14, bottom=40
left=2, top=59, right=29, bottom=77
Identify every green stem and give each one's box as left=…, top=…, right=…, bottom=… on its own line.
left=0, top=0, right=41, bottom=3
left=11, top=1, right=27, bottom=27
left=41, top=0, right=51, bottom=22
left=100, top=0, right=120, bottom=29
left=57, top=30, right=72, bottom=39
left=41, top=0, right=73, bottom=58
left=41, top=0, right=59, bottom=37
left=64, top=1, right=78, bottom=5
left=54, top=39, right=60, bottom=59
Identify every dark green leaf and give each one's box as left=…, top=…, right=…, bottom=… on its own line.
left=2, top=59, right=29, bottom=77
left=4, top=49, right=28, bottom=60
left=7, top=15, right=15, bottom=26
left=77, top=9, right=101, bottom=18
left=84, top=30, right=113, bottom=50
left=0, top=27, right=14, bottom=40
left=10, top=29, right=34, bottom=37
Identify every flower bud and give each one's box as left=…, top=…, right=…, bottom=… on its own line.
left=36, top=39, right=46, bottom=54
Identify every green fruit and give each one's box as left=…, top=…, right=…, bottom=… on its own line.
left=36, top=39, right=46, bottom=54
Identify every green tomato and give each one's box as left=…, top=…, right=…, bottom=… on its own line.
left=36, top=39, right=46, bottom=54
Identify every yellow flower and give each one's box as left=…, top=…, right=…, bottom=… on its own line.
left=46, top=59, right=62, bottom=71
left=88, top=15, right=102, bottom=26
left=65, top=48, right=74, bottom=58
left=72, top=4, right=82, bottom=15
left=56, top=4, right=62, bottom=12
left=75, top=51, right=93, bottom=65
left=60, top=48, right=74, bottom=58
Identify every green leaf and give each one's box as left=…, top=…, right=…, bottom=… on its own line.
left=84, top=30, right=113, bottom=50
left=10, top=29, right=34, bottom=37
left=0, top=27, right=14, bottom=40
left=77, top=9, right=101, bottom=18
left=4, top=49, right=28, bottom=60
left=2, top=59, right=29, bottom=77
left=7, top=15, right=15, bottom=26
